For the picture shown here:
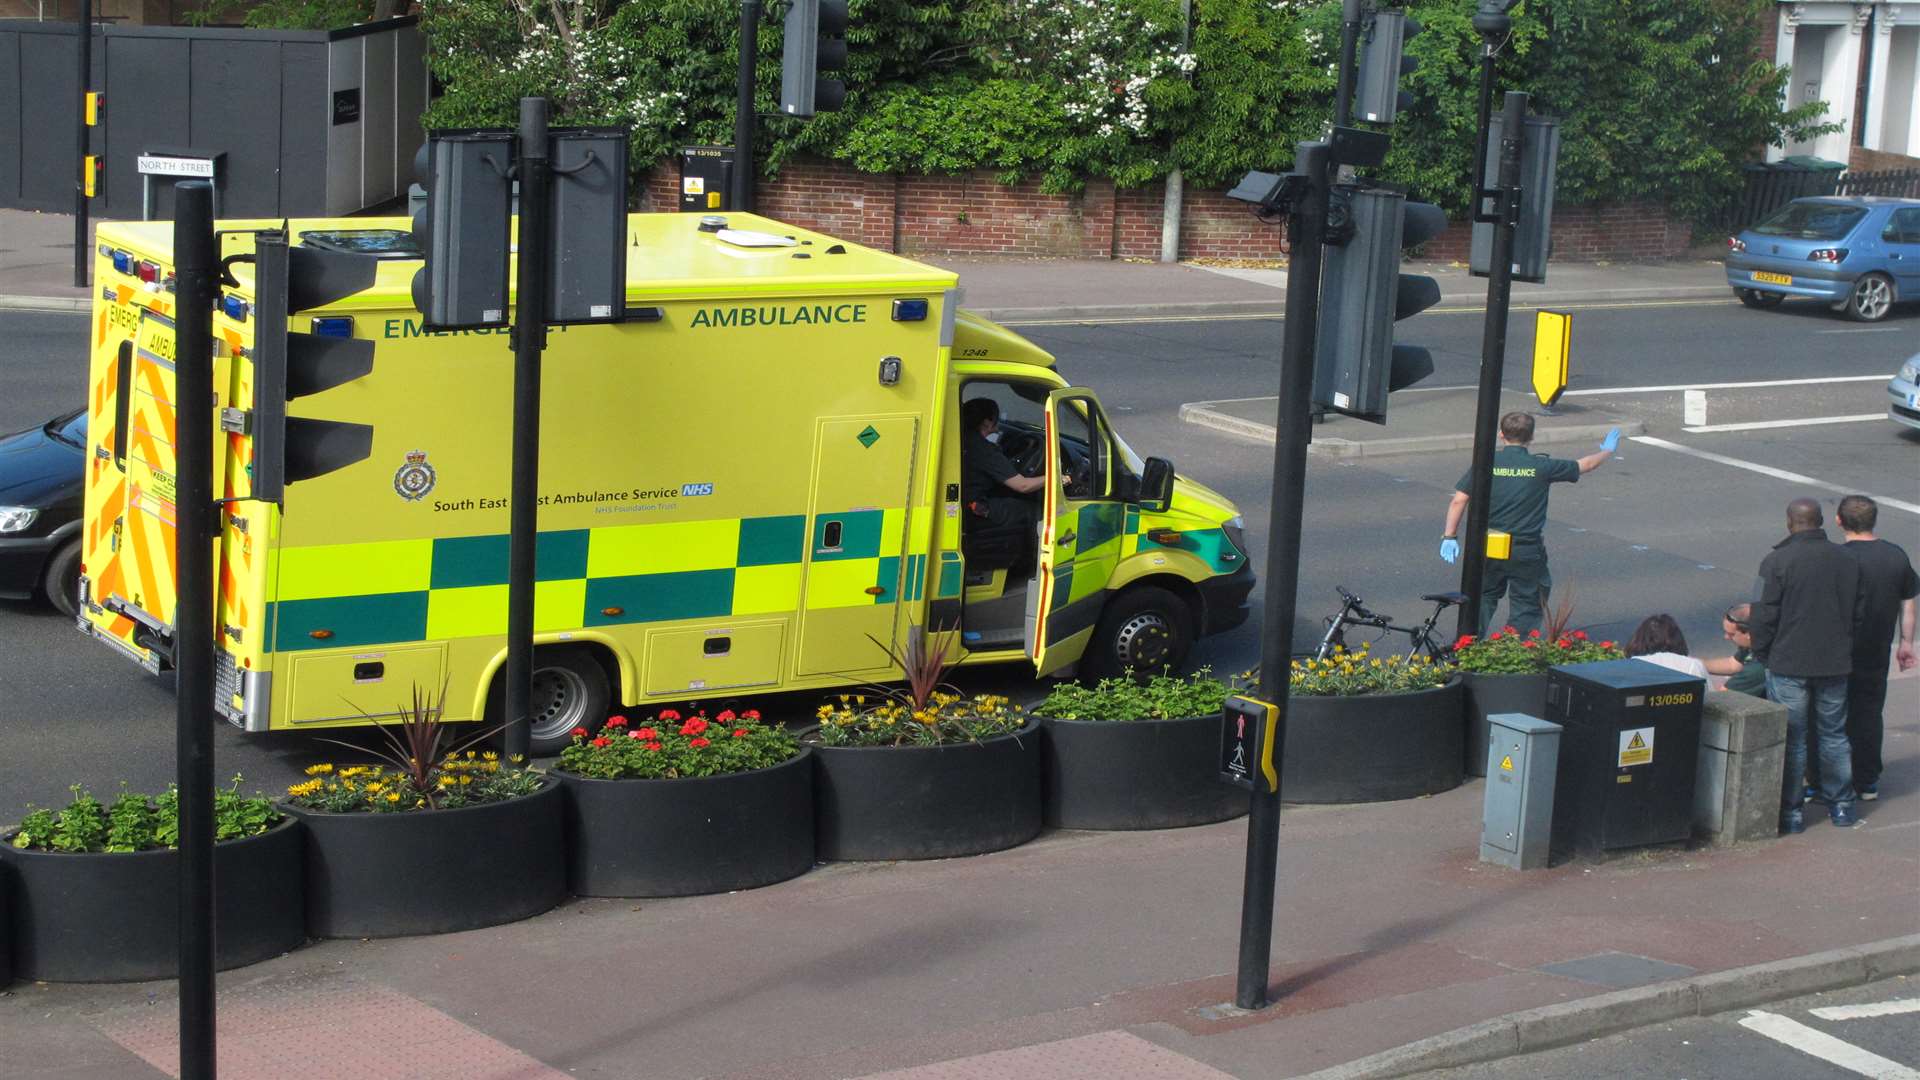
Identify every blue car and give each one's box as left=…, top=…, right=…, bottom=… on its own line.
left=1726, top=196, right=1920, bottom=322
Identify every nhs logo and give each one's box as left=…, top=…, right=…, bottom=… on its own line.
left=680, top=482, right=714, bottom=497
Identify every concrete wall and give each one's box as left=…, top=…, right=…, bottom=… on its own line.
left=0, top=16, right=425, bottom=217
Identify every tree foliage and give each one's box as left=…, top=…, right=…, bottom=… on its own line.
left=418, top=0, right=1830, bottom=220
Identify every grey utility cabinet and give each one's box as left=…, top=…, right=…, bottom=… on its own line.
left=0, top=16, right=427, bottom=218
left=1480, top=712, right=1561, bottom=870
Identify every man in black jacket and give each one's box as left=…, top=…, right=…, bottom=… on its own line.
left=1750, top=497, right=1867, bottom=832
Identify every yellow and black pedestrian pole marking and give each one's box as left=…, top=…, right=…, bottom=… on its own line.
left=1533, top=310, right=1571, bottom=408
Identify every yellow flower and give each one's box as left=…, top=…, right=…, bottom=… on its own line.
left=437, top=775, right=455, bottom=788
left=817, top=704, right=834, bottom=719
left=482, top=751, right=499, bottom=762
left=460, top=775, right=473, bottom=785
left=385, top=792, right=401, bottom=803
left=304, top=763, right=333, bottom=776
left=1371, top=660, right=1382, bottom=668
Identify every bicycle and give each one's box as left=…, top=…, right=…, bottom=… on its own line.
left=1309, top=586, right=1468, bottom=662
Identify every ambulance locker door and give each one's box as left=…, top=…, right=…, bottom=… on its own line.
left=1027, top=388, right=1123, bottom=676
left=796, top=416, right=919, bottom=676
left=117, top=308, right=183, bottom=632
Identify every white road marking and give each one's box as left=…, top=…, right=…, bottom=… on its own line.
left=1629, top=436, right=1920, bottom=516
left=1738, top=1010, right=1920, bottom=1078
left=1818, top=327, right=1908, bottom=334
left=1682, top=413, right=1884, bottom=434
left=1562, top=374, right=1889, bottom=397
left=1810, top=999, right=1920, bottom=1021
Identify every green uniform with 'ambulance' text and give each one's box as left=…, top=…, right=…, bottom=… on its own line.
left=1456, top=444, right=1580, bottom=634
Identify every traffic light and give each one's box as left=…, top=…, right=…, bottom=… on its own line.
left=248, top=231, right=378, bottom=504
left=546, top=128, right=630, bottom=325
left=411, top=131, right=514, bottom=330
left=1469, top=112, right=1561, bottom=284
left=1312, top=189, right=1445, bottom=423
left=781, top=0, right=848, bottom=118
left=1354, top=9, right=1420, bottom=125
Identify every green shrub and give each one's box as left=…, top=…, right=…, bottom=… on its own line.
left=10, top=779, right=282, bottom=853
left=1034, top=669, right=1231, bottom=721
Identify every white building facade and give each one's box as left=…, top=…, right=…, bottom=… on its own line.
left=1773, top=0, right=1920, bottom=162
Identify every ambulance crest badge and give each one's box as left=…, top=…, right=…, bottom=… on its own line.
left=394, top=450, right=437, bottom=502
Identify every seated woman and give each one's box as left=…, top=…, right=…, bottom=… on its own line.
left=1624, top=613, right=1709, bottom=679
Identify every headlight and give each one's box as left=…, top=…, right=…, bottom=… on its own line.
left=0, top=506, right=39, bottom=533
left=1225, top=515, right=1244, bottom=530
left=1902, top=361, right=1919, bottom=383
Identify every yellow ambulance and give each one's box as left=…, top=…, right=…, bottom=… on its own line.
left=79, top=213, right=1253, bottom=752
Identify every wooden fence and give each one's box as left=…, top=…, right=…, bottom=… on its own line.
left=1723, top=165, right=1920, bottom=233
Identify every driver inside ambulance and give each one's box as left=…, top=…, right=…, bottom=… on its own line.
left=961, top=397, right=1044, bottom=531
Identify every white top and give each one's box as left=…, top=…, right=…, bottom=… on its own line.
left=1633, top=652, right=1709, bottom=679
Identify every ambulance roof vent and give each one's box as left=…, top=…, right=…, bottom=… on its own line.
left=716, top=228, right=800, bottom=249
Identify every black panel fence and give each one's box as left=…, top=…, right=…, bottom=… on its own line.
left=1720, top=163, right=1920, bottom=235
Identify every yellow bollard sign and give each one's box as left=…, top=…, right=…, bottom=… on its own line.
left=1532, top=309, right=1571, bottom=406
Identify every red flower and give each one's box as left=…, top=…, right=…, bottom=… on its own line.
left=590, top=736, right=612, bottom=748
left=717, top=709, right=736, bottom=723
left=636, top=726, right=659, bottom=741
left=744, top=709, right=762, bottom=721
left=1528, top=629, right=1541, bottom=639
left=689, top=737, right=711, bottom=749
left=1488, top=632, right=1503, bottom=641
left=1504, top=626, right=1518, bottom=634
left=658, top=709, right=681, bottom=722
left=732, top=728, right=750, bottom=739
left=680, top=717, right=709, bottom=736
left=1455, top=635, right=1476, bottom=649
left=644, top=741, right=663, bottom=751
left=1556, top=640, right=1572, bottom=649
left=1601, top=640, right=1615, bottom=649
left=628, top=729, right=646, bottom=739
left=1523, top=641, right=1537, bottom=649
left=1573, top=630, right=1588, bottom=640
left=570, top=726, right=590, bottom=739
left=605, top=715, right=627, bottom=728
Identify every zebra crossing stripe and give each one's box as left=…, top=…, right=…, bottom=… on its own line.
left=1737, top=1010, right=1920, bottom=1079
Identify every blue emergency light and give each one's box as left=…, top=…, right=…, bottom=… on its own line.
left=111, top=250, right=134, bottom=275
left=221, top=294, right=249, bottom=322
left=891, top=298, right=929, bottom=322
left=310, top=317, right=355, bottom=338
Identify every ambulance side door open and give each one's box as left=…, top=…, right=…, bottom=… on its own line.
left=1027, top=388, right=1126, bottom=675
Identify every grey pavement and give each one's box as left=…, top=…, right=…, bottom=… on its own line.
left=1179, top=387, right=1644, bottom=460
left=1, top=207, right=1737, bottom=319
left=1, top=702, right=1915, bottom=1078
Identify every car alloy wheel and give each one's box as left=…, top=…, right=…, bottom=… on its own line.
left=1847, top=273, right=1893, bottom=322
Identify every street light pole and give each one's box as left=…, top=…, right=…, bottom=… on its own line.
left=1235, top=140, right=1329, bottom=1012
left=1456, top=88, right=1528, bottom=640
left=733, top=0, right=762, bottom=212
left=503, top=97, right=552, bottom=764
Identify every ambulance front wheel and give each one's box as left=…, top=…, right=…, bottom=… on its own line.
left=1083, top=586, right=1193, bottom=682
left=489, top=647, right=612, bottom=757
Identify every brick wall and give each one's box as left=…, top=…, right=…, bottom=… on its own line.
left=641, top=156, right=1695, bottom=263
left=1847, top=145, right=1920, bottom=173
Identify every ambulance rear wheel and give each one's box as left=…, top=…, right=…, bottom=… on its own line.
left=491, top=647, right=611, bottom=757
left=1083, top=586, right=1193, bottom=682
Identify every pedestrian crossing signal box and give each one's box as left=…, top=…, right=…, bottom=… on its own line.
left=1221, top=695, right=1280, bottom=794
left=1545, top=659, right=1704, bottom=860
left=680, top=145, right=736, bottom=212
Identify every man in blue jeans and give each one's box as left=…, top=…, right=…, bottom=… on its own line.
left=1749, top=497, right=1867, bottom=832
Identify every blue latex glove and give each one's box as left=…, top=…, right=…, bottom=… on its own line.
left=1440, top=538, right=1460, bottom=564
left=1600, top=427, right=1621, bottom=453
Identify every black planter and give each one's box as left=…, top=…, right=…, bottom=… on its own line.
left=0, top=818, right=304, bottom=983
left=1280, top=681, right=1466, bottom=804
left=557, top=749, right=815, bottom=897
left=811, top=720, right=1043, bottom=860
left=1462, top=671, right=1551, bottom=777
left=1038, top=713, right=1246, bottom=830
left=0, top=858, right=12, bottom=988
left=282, top=776, right=564, bottom=939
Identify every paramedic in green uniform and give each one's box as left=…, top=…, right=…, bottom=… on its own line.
left=1439, top=412, right=1620, bottom=634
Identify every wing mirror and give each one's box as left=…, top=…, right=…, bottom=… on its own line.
left=1139, top=457, right=1175, bottom=513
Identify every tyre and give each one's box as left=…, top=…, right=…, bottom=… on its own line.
left=1082, top=585, right=1194, bottom=681
left=487, top=646, right=613, bottom=757
left=1736, top=288, right=1783, bottom=309
left=1845, top=273, right=1894, bottom=322
left=41, top=538, right=81, bottom=618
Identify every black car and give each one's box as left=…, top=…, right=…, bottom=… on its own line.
left=0, top=409, right=85, bottom=616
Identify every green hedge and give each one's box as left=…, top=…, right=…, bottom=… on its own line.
left=418, top=0, right=1830, bottom=222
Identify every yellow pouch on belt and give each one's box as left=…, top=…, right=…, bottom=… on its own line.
left=1486, top=530, right=1512, bottom=560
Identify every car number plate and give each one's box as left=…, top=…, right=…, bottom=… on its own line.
left=1910, top=391, right=1919, bottom=408
left=1752, top=271, right=1792, bottom=285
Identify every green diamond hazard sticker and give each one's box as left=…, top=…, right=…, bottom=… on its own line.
left=856, top=425, right=881, bottom=448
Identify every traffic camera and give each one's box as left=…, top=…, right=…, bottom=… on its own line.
left=1312, top=189, right=1444, bottom=423
left=781, top=0, right=849, bottom=118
